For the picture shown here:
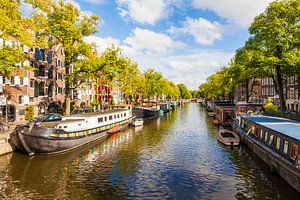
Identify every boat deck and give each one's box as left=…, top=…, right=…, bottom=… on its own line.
left=71, top=108, right=128, bottom=117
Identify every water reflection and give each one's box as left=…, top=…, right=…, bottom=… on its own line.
left=0, top=104, right=299, bottom=199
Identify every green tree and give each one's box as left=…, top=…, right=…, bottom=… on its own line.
left=46, top=0, right=99, bottom=115
left=248, top=0, right=300, bottom=111
left=144, top=68, right=163, bottom=99
left=177, top=83, right=192, bottom=99
left=0, top=0, right=35, bottom=76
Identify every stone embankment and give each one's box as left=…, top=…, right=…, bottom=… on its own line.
left=0, top=131, right=13, bottom=156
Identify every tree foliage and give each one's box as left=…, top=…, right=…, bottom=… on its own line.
left=199, top=0, right=300, bottom=111
left=177, top=83, right=192, bottom=99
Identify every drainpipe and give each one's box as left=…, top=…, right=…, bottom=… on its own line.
left=5, top=92, right=8, bottom=126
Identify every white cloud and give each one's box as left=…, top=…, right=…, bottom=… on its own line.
left=123, top=28, right=185, bottom=53
left=169, top=17, right=225, bottom=45
left=126, top=49, right=234, bottom=89
left=116, top=0, right=171, bottom=25
left=192, top=0, right=274, bottom=26
left=84, top=35, right=120, bottom=54
left=85, top=29, right=233, bottom=89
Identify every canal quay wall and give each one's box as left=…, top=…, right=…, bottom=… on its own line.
left=0, top=132, right=13, bottom=156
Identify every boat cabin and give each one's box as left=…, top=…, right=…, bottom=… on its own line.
left=239, top=115, right=300, bottom=165
left=214, top=103, right=235, bottom=126
left=235, top=102, right=262, bottom=117
left=141, top=101, right=159, bottom=110
left=49, top=108, right=132, bottom=133
left=159, top=103, right=170, bottom=112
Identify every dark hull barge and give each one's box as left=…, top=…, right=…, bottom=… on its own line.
left=235, top=115, right=300, bottom=192
left=133, top=101, right=160, bottom=119
left=10, top=107, right=134, bottom=156
left=133, top=107, right=160, bottom=119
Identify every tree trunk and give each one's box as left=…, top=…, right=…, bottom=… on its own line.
left=275, top=65, right=286, bottom=111
left=245, top=79, right=249, bottom=103
left=65, top=64, right=71, bottom=116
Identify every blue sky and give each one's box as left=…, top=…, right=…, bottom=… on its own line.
left=70, top=0, right=273, bottom=89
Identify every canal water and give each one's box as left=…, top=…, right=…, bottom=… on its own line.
left=0, top=103, right=299, bottom=199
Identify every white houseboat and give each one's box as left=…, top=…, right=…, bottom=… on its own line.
left=10, top=106, right=134, bottom=156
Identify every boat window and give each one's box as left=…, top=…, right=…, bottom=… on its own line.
left=241, top=119, right=244, bottom=129
left=121, top=113, right=123, bottom=117
left=251, top=125, right=255, bottom=135
left=268, top=135, right=274, bottom=146
left=124, top=112, right=126, bottom=117
left=291, top=144, right=298, bottom=160
left=255, top=128, right=259, bottom=137
left=264, top=132, right=268, bottom=142
left=276, top=137, right=281, bottom=150
left=63, top=125, right=67, bottom=128
left=117, top=114, right=120, bottom=118
left=260, top=129, right=263, bottom=139
left=98, top=117, right=103, bottom=123
left=283, top=140, right=289, bottom=154
left=104, top=116, right=107, bottom=121
left=114, top=115, right=116, bottom=119
left=109, top=115, right=113, bottom=120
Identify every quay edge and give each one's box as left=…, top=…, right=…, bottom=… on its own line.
left=0, top=133, right=13, bottom=156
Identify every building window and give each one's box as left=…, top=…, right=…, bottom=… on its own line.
left=19, top=96, right=24, bottom=104
left=290, top=88, right=295, bottom=100
left=283, top=140, right=289, bottom=154
left=291, top=144, right=298, bottom=160
left=48, top=82, right=53, bottom=97
left=276, top=137, right=281, bottom=150
left=11, top=76, right=15, bottom=85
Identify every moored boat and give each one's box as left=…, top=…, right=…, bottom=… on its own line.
left=159, top=103, right=171, bottom=114
left=207, top=112, right=215, bottom=117
left=131, top=119, right=144, bottom=127
left=10, top=106, right=134, bottom=156
left=133, top=101, right=160, bottom=119
left=235, top=115, right=300, bottom=192
left=217, top=128, right=240, bottom=146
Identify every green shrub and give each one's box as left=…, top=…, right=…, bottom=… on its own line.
left=263, top=98, right=277, bottom=113
left=25, top=106, right=34, bottom=121
left=86, top=104, right=93, bottom=109
left=91, top=99, right=99, bottom=106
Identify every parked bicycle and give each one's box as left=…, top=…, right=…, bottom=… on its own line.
left=0, top=122, right=12, bottom=134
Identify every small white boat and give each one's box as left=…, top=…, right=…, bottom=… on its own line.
left=217, top=128, right=240, bottom=146
left=132, top=119, right=144, bottom=127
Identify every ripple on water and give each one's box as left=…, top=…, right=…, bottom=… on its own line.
left=0, top=104, right=300, bottom=199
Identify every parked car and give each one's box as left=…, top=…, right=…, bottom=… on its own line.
left=71, top=108, right=94, bottom=115
left=284, top=110, right=297, bottom=115
left=32, top=113, right=62, bottom=124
